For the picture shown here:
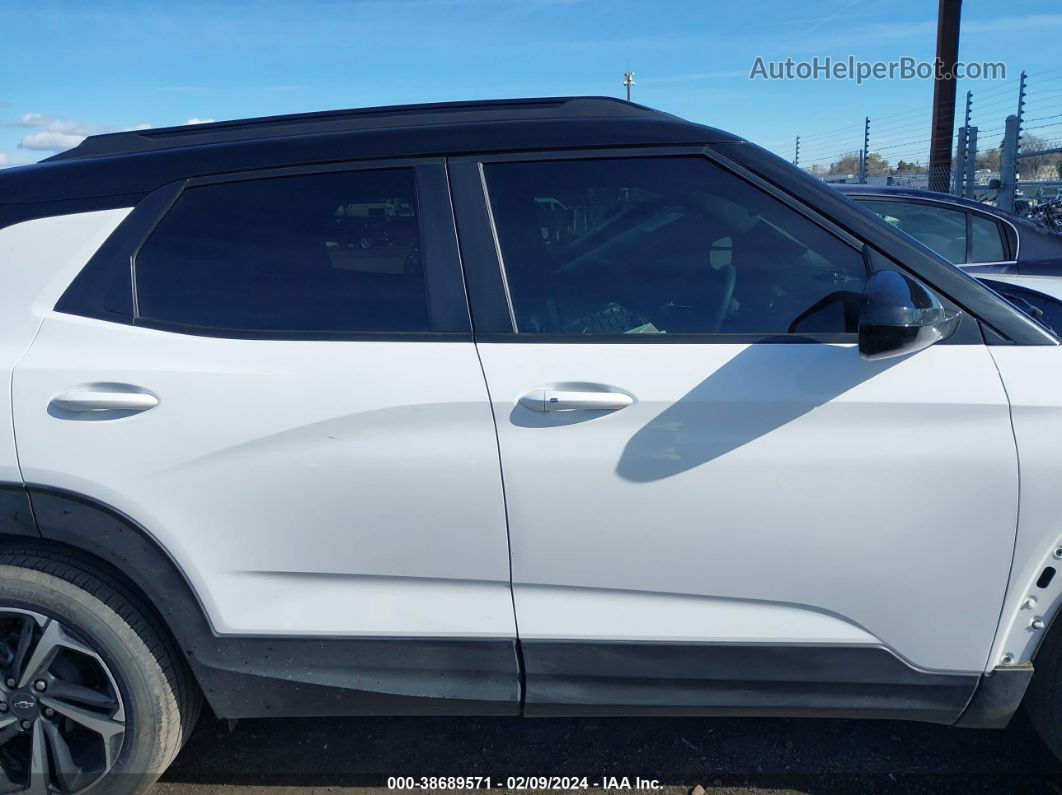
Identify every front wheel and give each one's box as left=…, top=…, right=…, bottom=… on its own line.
left=0, top=549, right=199, bottom=793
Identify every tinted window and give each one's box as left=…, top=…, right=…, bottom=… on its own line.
left=484, top=157, right=866, bottom=336
left=136, top=169, right=429, bottom=333
left=969, top=213, right=1006, bottom=263
left=859, top=199, right=967, bottom=263
left=982, top=279, right=1062, bottom=335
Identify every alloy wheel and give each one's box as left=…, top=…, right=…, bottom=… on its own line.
left=0, top=609, right=125, bottom=794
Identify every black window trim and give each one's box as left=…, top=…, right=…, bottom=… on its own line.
left=453, top=145, right=869, bottom=344
left=56, top=157, right=474, bottom=342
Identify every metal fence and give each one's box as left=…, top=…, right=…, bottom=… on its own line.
left=770, top=65, right=1062, bottom=219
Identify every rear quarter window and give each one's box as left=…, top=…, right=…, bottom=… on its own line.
left=135, top=168, right=431, bottom=335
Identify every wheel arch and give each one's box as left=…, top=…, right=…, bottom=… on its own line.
left=0, top=482, right=215, bottom=666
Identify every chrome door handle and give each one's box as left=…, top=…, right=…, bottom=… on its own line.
left=519, top=389, right=634, bottom=412
left=50, top=388, right=159, bottom=414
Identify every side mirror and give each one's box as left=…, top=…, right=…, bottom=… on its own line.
left=988, top=178, right=1002, bottom=190
left=859, top=271, right=961, bottom=360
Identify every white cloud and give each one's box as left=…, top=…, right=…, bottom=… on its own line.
left=184, top=117, right=215, bottom=125
left=19, top=131, right=86, bottom=151
left=16, top=113, right=93, bottom=136
left=14, top=114, right=153, bottom=152
left=0, top=152, right=31, bottom=169
left=15, top=113, right=91, bottom=152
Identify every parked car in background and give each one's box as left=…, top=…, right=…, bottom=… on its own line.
left=977, top=273, right=1062, bottom=336
left=836, top=184, right=1062, bottom=275
left=1038, top=186, right=1062, bottom=203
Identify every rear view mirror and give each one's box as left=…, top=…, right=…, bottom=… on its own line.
left=859, top=271, right=961, bottom=360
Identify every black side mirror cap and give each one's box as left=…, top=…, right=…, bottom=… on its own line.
left=859, top=271, right=962, bottom=360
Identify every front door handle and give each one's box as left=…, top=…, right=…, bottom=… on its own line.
left=50, top=388, right=159, bottom=414
left=519, top=389, right=634, bottom=413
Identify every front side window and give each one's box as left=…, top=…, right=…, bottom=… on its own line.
left=483, top=157, right=866, bottom=336
left=136, top=168, right=430, bottom=333
left=859, top=199, right=968, bottom=264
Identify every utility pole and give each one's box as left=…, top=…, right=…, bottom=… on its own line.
left=794, top=135, right=800, bottom=167
left=928, top=0, right=962, bottom=192
left=623, top=71, right=636, bottom=101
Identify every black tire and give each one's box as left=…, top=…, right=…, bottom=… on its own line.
left=0, top=547, right=201, bottom=793
left=1026, top=615, right=1062, bottom=759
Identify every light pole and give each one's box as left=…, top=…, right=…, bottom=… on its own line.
left=623, top=71, right=636, bottom=101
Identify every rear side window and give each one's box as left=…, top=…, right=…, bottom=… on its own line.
left=969, top=213, right=1006, bottom=263
left=135, top=169, right=429, bottom=334
left=483, top=157, right=866, bottom=336
left=860, top=199, right=968, bottom=264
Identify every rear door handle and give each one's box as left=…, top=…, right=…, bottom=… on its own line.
left=519, top=389, right=634, bottom=413
left=50, top=388, right=158, bottom=414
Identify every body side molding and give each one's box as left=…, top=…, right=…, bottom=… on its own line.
left=521, top=640, right=980, bottom=725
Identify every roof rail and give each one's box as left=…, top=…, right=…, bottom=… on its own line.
left=45, top=96, right=664, bottom=162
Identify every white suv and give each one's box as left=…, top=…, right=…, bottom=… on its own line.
left=1, top=97, right=1061, bottom=793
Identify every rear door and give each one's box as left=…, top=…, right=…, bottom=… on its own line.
left=451, top=151, right=1018, bottom=718
left=12, top=162, right=516, bottom=665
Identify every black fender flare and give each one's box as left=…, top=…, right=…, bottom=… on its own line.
left=1, top=482, right=212, bottom=652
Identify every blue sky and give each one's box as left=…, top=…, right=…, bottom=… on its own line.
left=2, top=0, right=1061, bottom=170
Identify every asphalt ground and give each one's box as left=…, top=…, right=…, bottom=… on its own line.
left=155, top=709, right=1062, bottom=794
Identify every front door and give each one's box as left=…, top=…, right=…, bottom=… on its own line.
left=456, top=153, right=1018, bottom=717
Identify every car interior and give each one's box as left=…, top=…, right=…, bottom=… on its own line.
left=486, top=158, right=867, bottom=336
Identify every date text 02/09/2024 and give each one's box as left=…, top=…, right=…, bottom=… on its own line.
left=386, top=777, right=664, bottom=790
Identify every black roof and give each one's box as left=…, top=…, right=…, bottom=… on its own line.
left=1, top=97, right=741, bottom=210
left=46, top=97, right=704, bottom=162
